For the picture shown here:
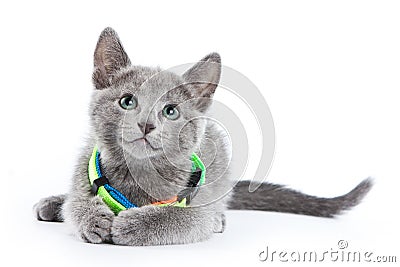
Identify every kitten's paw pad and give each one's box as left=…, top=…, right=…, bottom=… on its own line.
left=34, top=195, right=65, bottom=222
left=79, top=210, right=114, bottom=244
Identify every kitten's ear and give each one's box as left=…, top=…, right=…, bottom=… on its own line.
left=182, top=53, right=221, bottom=111
left=92, top=27, right=131, bottom=89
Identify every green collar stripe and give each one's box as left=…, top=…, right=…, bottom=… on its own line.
left=88, top=146, right=99, bottom=184
left=98, top=186, right=126, bottom=214
left=191, top=153, right=206, bottom=185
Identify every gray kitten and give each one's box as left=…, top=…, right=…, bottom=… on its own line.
left=34, top=27, right=372, bottom=246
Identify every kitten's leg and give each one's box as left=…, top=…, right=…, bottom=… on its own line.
left=112, top=205, right=220, bottom=246
left=34, top=194, right=66, bottom=222
left=63, top=195, right=114, bottom=244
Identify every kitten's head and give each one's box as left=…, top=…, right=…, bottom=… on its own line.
left=90, top=27, right=221, bottom=162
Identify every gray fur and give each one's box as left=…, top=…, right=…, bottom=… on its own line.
left=34, top=194, right=66, bottom=222
left=228, top=179, right=373, bottom=218
left=34, top=27, right=372, bottom=246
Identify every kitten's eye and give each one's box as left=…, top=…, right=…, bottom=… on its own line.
left=119, top=95, right=137, bottom=110
left=162, top=105, right=180, bottom=120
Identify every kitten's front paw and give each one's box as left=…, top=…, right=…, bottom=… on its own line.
left=112, top=207, right=150, bottom=246
left=79, top=206, right=114, bottom=244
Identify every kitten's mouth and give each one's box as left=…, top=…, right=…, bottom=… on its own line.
left=123, top=137, right=161, bottom=151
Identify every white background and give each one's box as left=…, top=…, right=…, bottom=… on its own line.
left=1, top=0, right=399, bottom=266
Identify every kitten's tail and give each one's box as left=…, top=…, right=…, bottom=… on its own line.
left=228, top=178, right=373, bottom=218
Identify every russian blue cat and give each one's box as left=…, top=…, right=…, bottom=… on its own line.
left=34, top=28, right=372, bottom=246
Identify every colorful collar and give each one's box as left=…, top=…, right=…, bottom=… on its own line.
left=88, top=145, right=206, bottom=214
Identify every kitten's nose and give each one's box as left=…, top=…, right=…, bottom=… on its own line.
left=137, top=122, right=156, bottom=135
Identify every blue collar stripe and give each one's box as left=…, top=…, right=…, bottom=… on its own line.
left=94, top=150, right=136, bottom=209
